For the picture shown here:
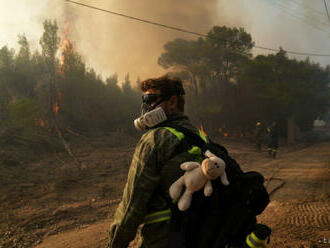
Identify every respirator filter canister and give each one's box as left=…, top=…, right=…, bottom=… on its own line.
left=134, top=107, right=167, bottom=131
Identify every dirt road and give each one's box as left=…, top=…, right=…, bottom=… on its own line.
left=1, top=138, right=329, bottom=248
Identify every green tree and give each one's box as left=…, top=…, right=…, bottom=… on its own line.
left=39, top=20, right=60, bottom=70
left=13, top=35, right=37, bottom=98
left=39, top=20, right=60, bottom=124
left=0, top=46, right=15, bottom=115
left=159, top=26, right=254, bottom=131
left=159, top=38, right=205, bottom=95
left=17, top=34, right=30, bottom=62
left=238, top=49, right=330, bottom=136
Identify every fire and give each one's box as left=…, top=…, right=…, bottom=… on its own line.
left=39, top=120, right=45, bottom=127
left=58, top=20, right=73, bottom=75
left=56, top=21, right=71, bottom=117
left=35, top=119, right=46, bottom=127
left=200, top=124, right=208, bottom=137
left=53, top=101, right=59, bottom=116
left=53, top=90, right=62, bottom=116
left=223, top=133, right=228, bottom=137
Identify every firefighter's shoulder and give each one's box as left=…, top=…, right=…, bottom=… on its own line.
left=139, top=127, right=182, bottom=148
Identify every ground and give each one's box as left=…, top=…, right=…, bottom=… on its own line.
left=0, top=132, right=329, bottom=248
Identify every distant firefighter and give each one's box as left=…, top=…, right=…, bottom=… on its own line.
left=266, top=122, right=279, bottom=158
left=254, top=121, right=263, bottom=152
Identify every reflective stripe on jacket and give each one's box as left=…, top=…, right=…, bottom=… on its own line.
left=143, top=126, right=207, bottom=225
left=107, top=113, right=202, bottom=248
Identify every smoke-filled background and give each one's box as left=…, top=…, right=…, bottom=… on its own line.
left=1, top=0, right=330, bottom=82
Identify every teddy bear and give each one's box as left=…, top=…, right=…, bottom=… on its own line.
left=169, top=150, right=229, bottom=211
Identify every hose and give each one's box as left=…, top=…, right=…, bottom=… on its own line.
left=264, top=161, right=286, bottom=198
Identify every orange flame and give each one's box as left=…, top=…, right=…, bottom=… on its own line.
left=223, top=133, right=228, bottom=137
left=58, top=20, right=73, bottom=75
left=35, top=119, right=46, bottom=127
left=200, top=124, right=208, bottom=137
left=53, top=91, right=62, bottom=116
left=53, top=101, right=59, bottom=116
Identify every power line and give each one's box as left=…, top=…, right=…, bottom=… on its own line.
left=287, top=0, right=330, bottom=29
left=289, top=0, right=327, bottom=18
left=283, top=0, right=330, bottom=29
left=269, top=0, right=328, bottom=32
left=65, top=0, right=330, bottom=57
left=65, top=0, right=207, bottom=38
left=324, top=0, right=330, bottom=24
left=253, top=45, right=330, bottom=56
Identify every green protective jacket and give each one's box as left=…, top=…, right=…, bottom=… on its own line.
left=107, top=112, right=203, bottom=248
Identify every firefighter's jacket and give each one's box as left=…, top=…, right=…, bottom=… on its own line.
left=107, top=112, right=202, bottom=248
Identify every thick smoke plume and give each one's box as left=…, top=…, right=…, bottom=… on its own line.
left=63, top=0, right=219, bottom=83
left=2, top=0, right=330, bottom=83
left=64, top=0, right=330, bottom=82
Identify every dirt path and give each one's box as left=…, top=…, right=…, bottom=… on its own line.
left=1, top=140, right=329, bottom=248
left=35, top=221, right=109, bottom=248
left=256, top=142, right=330, bottom=248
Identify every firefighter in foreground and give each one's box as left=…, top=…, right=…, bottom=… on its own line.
left=107, top=75, right=271, bottom=248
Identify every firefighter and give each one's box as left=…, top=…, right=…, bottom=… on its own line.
left=107, top=75, right=200, bottom=248
left=266, top=122, right=279, bottom=158
left=107, top=75, right=271, bottom=248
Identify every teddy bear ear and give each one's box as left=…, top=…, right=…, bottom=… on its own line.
left=205, top=150, right=215, bottom=158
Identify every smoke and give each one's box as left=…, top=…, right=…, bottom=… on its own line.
left=215, top=0, right=330, bottom=64
left=62, top=0, right=219, bottom=84
left=63, top=0, right=330, bottom=83
left=1, top=0, right=330, bottom=84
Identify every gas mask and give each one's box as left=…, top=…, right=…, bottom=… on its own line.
left=134, top=94, right=170, bottom=131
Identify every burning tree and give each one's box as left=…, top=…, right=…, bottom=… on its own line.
left=39, top=19, right=82, bottom=169
left=0, top=18, right=141, bottom=166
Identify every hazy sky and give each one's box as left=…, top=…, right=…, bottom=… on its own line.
left=1, top=0, right=330, bottom=83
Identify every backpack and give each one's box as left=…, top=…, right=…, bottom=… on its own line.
left=159, top=124, right=270, bottom=248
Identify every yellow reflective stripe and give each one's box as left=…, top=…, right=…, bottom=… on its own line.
left=199, top=129, right=208, bottom=143
left=144, top=209, right=171, bottom=225
left=246, top=233, right=267, bottom=248
left=145, top=216, right=171, bottom=225
left=246, top=235, right=257, bottom=248
left=145, top=209, right=170, bottom=218
left=251, top=232, right=266, bottom=244
left=164, top=127, right=205, bottom=156
left=164, top=127, right=207, bottom=144
left=164, top=127, right=184, bottom=140
left=144, top=127, right=206, bottom=226
left=188, top=146, right=202, bottom=155
left=246, top=235, right=260, bottom=248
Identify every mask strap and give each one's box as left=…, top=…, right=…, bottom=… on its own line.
left=151, top=98, right=165, bottom=108
left=155, top=95, right=172, bottom=107
left=141, top=95, right=171, bottom=115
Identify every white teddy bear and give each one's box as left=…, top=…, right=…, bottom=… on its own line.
left=169, top=150, right=229, bottom=211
